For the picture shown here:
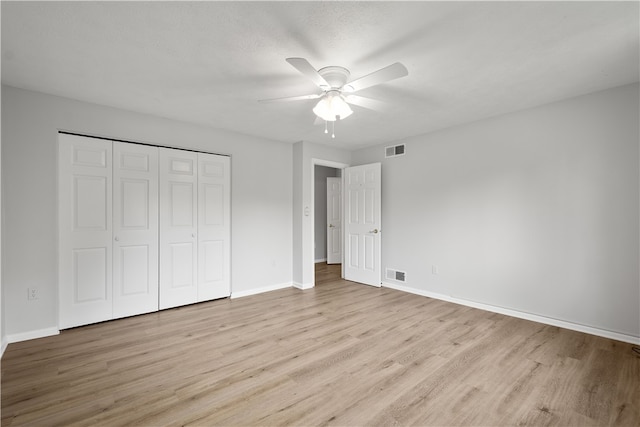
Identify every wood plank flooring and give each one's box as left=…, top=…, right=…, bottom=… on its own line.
left=2, top=264, right=639, bottom=426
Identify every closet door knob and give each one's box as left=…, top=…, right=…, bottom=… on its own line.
left=114, top=236, right=119, bottom=241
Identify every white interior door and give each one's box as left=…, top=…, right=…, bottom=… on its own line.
left=112, top=142, right=159, bottom=319
left=197, top=153, right=230, bottom=301
left=59, top=134, right=113, bottom=328
left=326, top=176, right=342, bottom=264
left=159, top=148, right=198, bottom=309
left=344, top=163, right=382, bottom=287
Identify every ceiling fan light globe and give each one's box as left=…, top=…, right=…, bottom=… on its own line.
left=313, top=97, right=337, bottom=121
left=332, top=95, right=353, bottom=120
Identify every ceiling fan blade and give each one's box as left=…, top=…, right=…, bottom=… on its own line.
left=258, top=93, right=322, bottom=103
left=286, top=57, right=330, bottom=89
left=344, top=62, right=408, bottom=93
left=344, top=95, right=387, bottom=112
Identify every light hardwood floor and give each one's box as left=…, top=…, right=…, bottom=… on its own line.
left=2, top=264, right=639, bottom=426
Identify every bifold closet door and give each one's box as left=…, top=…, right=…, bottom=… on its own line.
left=197, top=153, right=230, bottom=301
left=112, top=142, right=159, bottom=319
left=159, top=148, right=198, bottom=309
left=59, top=134, right=113, bottom=329
left=60, top=137, right=230, bottom=327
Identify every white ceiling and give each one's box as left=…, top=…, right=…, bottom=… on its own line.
left=2, top=1, right=638, bottom=150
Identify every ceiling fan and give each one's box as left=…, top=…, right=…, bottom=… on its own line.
left=259, top=58, right=408, bottom=137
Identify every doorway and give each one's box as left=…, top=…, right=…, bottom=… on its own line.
left=307, top=159, right=382, bottom=289
left=311, top=160, right=348, bottom=287
left=314, top=165, right=341, bottom=264
left=314, top=165, right=341, bottom=285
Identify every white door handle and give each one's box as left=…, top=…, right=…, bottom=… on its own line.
left=114, top=236, right=119, bottom=241
left=370, top=229, right=379, bottom=234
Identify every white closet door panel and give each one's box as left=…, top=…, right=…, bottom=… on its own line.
left=197, top=153, right=230, bottom=301
left=159, top=148, right=198, bottom=309
left=170, top=182, right=195, bottom=226
left=119, top=245, right=150, bottom=294
left=59, top=134, right=113, bottom=329
left=113, top=142, right=159, bottom=319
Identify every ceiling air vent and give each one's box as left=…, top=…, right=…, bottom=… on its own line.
left=385, top=144, right=406, bottom=158
left=386, top=268, right=406, bottom=282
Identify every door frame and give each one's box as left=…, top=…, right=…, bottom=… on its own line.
left=310, top=158, right=349, bottom=287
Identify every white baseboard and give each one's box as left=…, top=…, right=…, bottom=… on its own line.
left=293, top=282, right=314, bottom=290
left=231, top=282, right=292, bottom=299
left=382, top=282, right=640, bottom=345
left=315, top=258, right=327, bottom=263
left=1, top=336, right=8, bottom=358
left=7, top=327, right=60, bottom=344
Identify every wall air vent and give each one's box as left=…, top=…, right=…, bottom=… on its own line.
left=385, top=144, right=406, bottom=158
left=386, top=268, right=406, bottom=282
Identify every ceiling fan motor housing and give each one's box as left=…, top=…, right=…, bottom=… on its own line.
left=318, top=66, right=351, bottom=90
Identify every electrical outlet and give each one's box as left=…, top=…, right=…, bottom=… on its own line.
left=28, top=288, right=39, bottom=301
left=432, top=265, right=439, bottom=275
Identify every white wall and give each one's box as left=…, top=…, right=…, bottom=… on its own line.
left=292, top=141, right=350, bottom=288
left=1, top=85, right=293, bottom=340
left=0, top=83, right=5, bottom=355
left=353, top=83, right=640, bottom=341
left=314, top=165, right=340, bottom=262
